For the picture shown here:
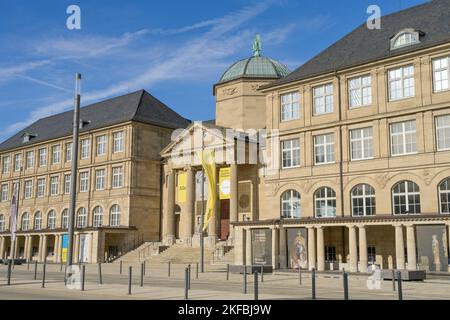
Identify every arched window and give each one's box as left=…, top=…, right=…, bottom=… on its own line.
left=93, top=206, right=103, bottom=227
left=34, top=211, right=42, bottom=230
left=61, top=209, right=69, bottom=228
left=21, top=212, right=29, bottom=231
left=390, top=29, right=421, bottom=50
left=47, top=210, right=56, bottom=229
left=281, top=190, right=301, bottom=219
left=77, top=208, right=87, bottom=228
left=110, top=205, right=120, bottom=227
left=0, top=214, right=5, bottom=232
left=439, top=178, right=450, bottom=214
left=392, top=181, right=420, bottom=214
left=315, top=187, right=336, bottom=218
left=351, top=184, right=376, bottom=216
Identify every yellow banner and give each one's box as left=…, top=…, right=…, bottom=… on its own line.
left=219, top=167, right=231, bottom=200
left=198, top=150, right=217, bottom=231
left=177, top=171, right=187, bottom=203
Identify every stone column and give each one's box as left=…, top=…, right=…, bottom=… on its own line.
left=207, top=167, right=218, bottom=245
left=14, top=236, right=20, bottom=258
left=279, top=227, right=287, bottom=269
left=271, top=227, right=278, bottom=269
left=395, top=225, right=405, bottom=270
left=307, top=227, right=316, bottom=270
left=245, top=228, right=252, bottom=265
left=406, top=225, right=417, bottom=270
left=316, top=226, right=325, bottom=271
left=38, top=236, right=44, bottom=262
left=185, top=167, right=195, bottom=245
left=358, top=226, right=368, bottom=273
left=229, top=164, right=238, bottom=242
left=348, top=226, right=358, bottom=272
left=23, top=237, right=28, bottom=260
left=41, top=235, right=48, bottom=262
left=74, top=233, right=80, bottom=263
left=27, top=236, right=33, bottom=261
left=0, top=237, right=5, bottom=260
left=165, top=170, right=176, bottom=245
left=54, top=235, right=60, bottom=263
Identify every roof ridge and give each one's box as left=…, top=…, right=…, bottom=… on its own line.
left=132, top=89, right=147, bottom=120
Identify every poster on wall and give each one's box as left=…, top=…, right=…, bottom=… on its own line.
left=416, top=225, right=448, bottom=272
left=79, top=234, right=91, bottom=263
left=61, top=234, right=68, bottom=263
left=251, top=229, right=272, bottom=266
left=177, top=172, right=187, bottom=203
left=195, top=171, right=208, bottom=200
left=219, top=167, right=231, bottom=200
left=287, top=228, right=308, bottom=269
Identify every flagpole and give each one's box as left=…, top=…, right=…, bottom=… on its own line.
left=9, top=165, right=23, bottom=264
left=200, top=125, right=205, bottom=273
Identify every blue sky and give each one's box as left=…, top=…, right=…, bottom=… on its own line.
left=0, top=0, right=428, bottom=142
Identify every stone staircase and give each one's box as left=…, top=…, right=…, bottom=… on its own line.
left=115, top=242, right=169, bottom=263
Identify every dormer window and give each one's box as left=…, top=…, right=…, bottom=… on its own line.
left=22, top=133, right=37, bottom=144
left=390, top=29, right=422, bottom=50
left=79, top=119, right=91, bottom=129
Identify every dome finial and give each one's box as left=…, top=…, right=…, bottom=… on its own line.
left=252, top=34, right=261, bottom=57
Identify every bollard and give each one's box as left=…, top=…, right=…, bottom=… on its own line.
left=120, top=260, right=123, bottom=275
left=98, top=262, right=103, bottom=285
left=41, top=262, right=46, bottom=288
left=60, top=261, right=63, bottom=272
left=343, top=272, right=349, bottom=300
left=140, top=263, right=144, bottom=287
left=168, top=261, right=171, bottom=277
left=143, top=261, right=146, bottom=276
left=184, top=267, right=189, bottom=300
left=392, top=269, right=396, bottom=291
left=260, top=266, right=264, bottom=283
left=243, top=265, right=247, bottom=294
left=226, top=264, right=230, bottom=281
left=64, top=265, right=67, bottom=285
left=299, top=267, right=302, bottom=285
left=397, top=271, right=403, bottom=300
left=311, top=268, right=316, bottom=300
left=254, top=271, right=259, bottom=301
left=81, top=265, right=86, bottom=291
left=27, top=261, right=30, bottom=271
left=128, top=266, right=132, bottom=295
left=196, top=262, right=199, bottom=279
left=188, top=264, right=191, bottom=290
left=34, top=261, right=38, bottom=280
left=7, top=260, right=12, bottom=286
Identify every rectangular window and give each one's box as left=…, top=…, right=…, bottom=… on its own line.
left=64, top=174, right=71, bottom=194
left=36, top=178, right=45, bottom=198
left=113, top=131, right=124, bottom=153
left=388, top=65, right=415, bottom=101
left=1, top=184, right=8, bottom=202
left=436, top=115, right=450, bottom=151
left=2, top=156, right=10, bottom=174
left=313, top=83, right=333, bottom=115
left=80, top=139, right=90, bottom=160
left=95, top=169, right=106, bottom=190
left=38, top=148, right=47, bottom=167
left=349, top=75, right=372, bottom=108
left=14, top=154, right=22, bottom=172
left=433, top=57, right=449, bottom=92
left=314, top=133, right=335, bottom=164
left=281, top=139, right=300, bottom=168
left=50, top=176, right=59, bottom=196
left=24, top=180, right=33, bottom=199
left=26, top=151, right=34, bottom=169
left=280, top=92, right=300, bottom=122
left=390, top=120, right=417, bottom=156
left=350, top=127, right=373, bottom=160
left=96, top=135, right=107, bottom=156
left=51, top=145, right=61, bottom=164
left=79, top=171, right=89, bottom=192
left=112, top=167, right=123, bottom=188
left=325, top=246, right=337, bottom=263
left=66, top=142, right=73, bottom=162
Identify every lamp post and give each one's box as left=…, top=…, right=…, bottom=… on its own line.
left=200, top=126, right=205, bottom=273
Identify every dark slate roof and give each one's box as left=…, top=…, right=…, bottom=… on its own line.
left=0, top=90, right=190, bottom=152
left=263, top=0, right=450, bottom=89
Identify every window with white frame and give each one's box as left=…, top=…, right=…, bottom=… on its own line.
left=50, top=176, right=59, bottom=196
left=436, top=115, right=450, bottom=151
left=349, top=75, right=372, bottom=108
left=113, top=131, right=124, bottom=153
left=0, top=214, right=4, bottom=232
left=66, top=142, right=73, bottom=162
left=350, top=127, right=373, bottom=160
left=34, top=211, right=42, bottom=230
left=314, top=187, right=337, bottom=218
left=61, top=209, right=69, bottom=228
left=112, top=167, right=123, bottom=188
left=390, top=121, right=417, bottom=156
left=392, top=181, right=421, bottom=214
left=93, top=206, right=103, bottom=227
left=96, top=135, right=107, bottom=156
left=280, top=92, right=300, bottom=121
left=38, top=148, right=47, bottom=167
left=314, top=133, right=335, bottom=164
left=79, top=172, right=89, bottom=192
left=51, top=145, right=61, bottom=164
left=80, top=138, right=90, bottom=159
left=2, top=156, right=10, bottom=174
left=1, top=184, right=8, bottom=202
left=77, top=207, right=87, bottom=228
left=351, top=184, right=376, bottom=216
left=281, top=190, right=301, bottom=219
left=313, top=83, right=333, bottom=115
left=14, top=154, right=22, bottom=172
left=24, top=180, right=33, bottom=199
left=433, top=57, right=449, bottom=92
left=391, top=31, right=420, bottom=50
left=21, top=213, right=29, bottom=231
left=26, top=151, right=34, bottom=169
left=47, top=210, right=56, bottom=229
left=388, top=65, right=415, bottom=101
left=281, top=139, right=300, bottom=168
left=110, top=205, right=121, bottom=227
left=64, top=174, right=71, bottom=194
left=95, top=169, right=106, bottom=190
left=36, top=178, right=45, bottom=197
left=439, top=178, right=450, bottom=214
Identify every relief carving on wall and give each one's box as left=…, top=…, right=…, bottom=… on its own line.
left=375, top=172, right=390, bottom=188
left=269, top=182, right=280, bottom=196
left=423, top=169, right=432, bottom=185
left=300, top=180, right=313, bottom=193
left=222, top=87, right=237, bottom=96
left=251, top=84, right=261, bottom=92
